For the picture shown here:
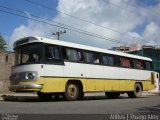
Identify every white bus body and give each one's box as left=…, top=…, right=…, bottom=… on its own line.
left=9, top=36, right=157, bottom=101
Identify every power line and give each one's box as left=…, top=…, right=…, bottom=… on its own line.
left=0, top=6, right=131, bottom=45
left=110, top=1, right=160, bottom=20
left=104, top=1, right=160, bottom=42
left=23, top=0, right=137, bottom=40
left=128, top=1, right=160, bottom=19
left=0, top=5, right=128, bottom=44
left=24, top=0, right=157, bottom=45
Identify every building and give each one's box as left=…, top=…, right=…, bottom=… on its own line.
left=111, top=44, right=141, bottom=52
left=111, top=46, right=131, bottom=52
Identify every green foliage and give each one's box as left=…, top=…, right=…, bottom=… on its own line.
left=0, top=34, right=7, bottom=51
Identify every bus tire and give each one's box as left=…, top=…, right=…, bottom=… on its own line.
left=65, top=82, right=80, bottom=101
left=37, top=92, right=52, bottom=101
left=105, top=92, right=120, bottom=99
left=127, top=83, right=142, bottom=98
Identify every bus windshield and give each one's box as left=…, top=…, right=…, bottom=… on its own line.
left=15, top=43, right=42, bottom=65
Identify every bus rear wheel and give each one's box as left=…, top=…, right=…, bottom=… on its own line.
left=105, top=92, right=120, bottom=99
left=65, top=82, right=82, bottom=101
left=127, top=83, right=142, bottom=98
left=37, top=92, right=53, bottom=101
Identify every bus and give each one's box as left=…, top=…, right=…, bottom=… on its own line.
left=9, top=36, right=157, bottom=101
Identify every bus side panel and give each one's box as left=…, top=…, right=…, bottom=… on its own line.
left=41, top=77, right=87, bottom=93
left=103, top=66, right=120, bottom=91
left=42, top=64, right=65, bottom=92
left=113, top=67, right=153, bottom=91
left=86, top=79, right=104, bottom=92
left=64, top=62, right=105, bottom=92
left=142, top=81, right=148, bottom=91
left=104, top=80, right=119, bottom=91
left=41, top=77, right=66, bottom=92
left=119, top=80, right=134, bottom=91
left=84, top=64, right=104, bottom=92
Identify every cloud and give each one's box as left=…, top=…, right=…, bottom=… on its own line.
left=142, top=22, right=160, bottom=45
left=10, top=0, right=160, bottom=50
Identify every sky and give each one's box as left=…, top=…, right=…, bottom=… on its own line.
left=0, top=0, right=160, bottom=51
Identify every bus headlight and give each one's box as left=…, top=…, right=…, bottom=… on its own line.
left=24, top=72, right=37, bottom=80
left=10, top=71, right=38, bottom=81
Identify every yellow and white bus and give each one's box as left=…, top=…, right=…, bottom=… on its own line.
left=9, top=36, right=157, bottom=101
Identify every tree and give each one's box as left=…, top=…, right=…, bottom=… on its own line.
left=0, top=34, right=7, bottom=51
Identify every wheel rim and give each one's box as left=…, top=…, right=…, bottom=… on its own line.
left=68, top=84, right=77, bottom=98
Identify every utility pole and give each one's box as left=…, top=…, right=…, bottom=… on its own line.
left=52, top=30, right=66, bottom=40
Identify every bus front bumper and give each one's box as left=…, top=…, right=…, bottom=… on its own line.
left=9, top=84, right=42, bottom=92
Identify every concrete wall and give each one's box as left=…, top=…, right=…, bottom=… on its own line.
left=0, top=51, right=15, bottom=93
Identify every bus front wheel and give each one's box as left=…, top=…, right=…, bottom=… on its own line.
left=65, top=82, right=82, bottom=101
left=127, top=83, right=142, bottom=98
left=37, top=92, right=53, bottom=101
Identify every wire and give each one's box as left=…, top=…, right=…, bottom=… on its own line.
left=23, top=0, right=137, bottom=40
left=24, top=0, right=155, bottom=45
left=126, top=1, right=160, bottom=19
left=0, top=7, right=131, bottom=45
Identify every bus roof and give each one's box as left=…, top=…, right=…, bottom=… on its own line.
left=14, top=36, right=152, bottom=61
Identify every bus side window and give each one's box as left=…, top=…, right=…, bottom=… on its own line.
left=102, top=55, right=114, bottom=66
left=61, top=47, right=67, bottom=60
left=120, top=57, right=131, bottom=68
left=65, top=48, right=82, bottom=62
left=93, top=53, right=100, bottom=64
left=45, top=45, right=62, bottom=63
left=133, top=60, right=144, bottom=69
left=114, top=56, right=120, bottom=67
left=145, top=61, right=152, bottom=70
left=84, top=51, right=94, bottom=63
left=83, top=51, right=100, bottom=64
